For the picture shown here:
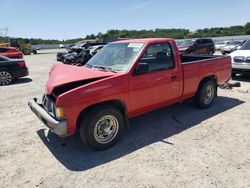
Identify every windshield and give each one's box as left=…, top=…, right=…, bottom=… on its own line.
left=176, top=40, right=194, bottom=47
left=70, top=44, right=82, bottom=49
left=216, top=41, right=227, bottom=45
left=228, top=41, right=242, bottom=45
left=85, top=43, right=144, bottom=72
left=240, top=40, right=250, bottom=50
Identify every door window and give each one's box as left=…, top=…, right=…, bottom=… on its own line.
left=135, top=43, right=174, bottom=74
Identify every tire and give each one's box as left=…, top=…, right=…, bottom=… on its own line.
left=80, top=105, right=124, bottom=150
left=33, top=49, right=37, bottom=54
left=22, top=48, right=31, bottom=55
left=208, top=50, right=213, bottom=55
left=194, top=80, right=216, bottom=109
left=0, top=70, right=12, bottom=85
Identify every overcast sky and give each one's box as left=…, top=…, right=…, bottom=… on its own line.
left=0, top=0, right=250, bottom=40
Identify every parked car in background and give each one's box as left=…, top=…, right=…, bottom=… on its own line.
left=29, top=38, right=231, bottom=150
left=56, top=42, right=107, bottom=62
left=221, top=40, right=245, bottom=55
left=215, top=41, right=229, bottom=51
left=177, top=38, right=215, bottom=55
left=88, top=45, right=105, bottom=57
left=63, top=45, right=105, bottom=66
left=0, top=55, right=29, bottom=85
left=230, top=39, right=250, bottom=76
left=59, top=44, right=65, bottom=48
left=0, top=47, right=23, bottom=59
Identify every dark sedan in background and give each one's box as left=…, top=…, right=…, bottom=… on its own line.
left=0, top=55, right=29, bottom=85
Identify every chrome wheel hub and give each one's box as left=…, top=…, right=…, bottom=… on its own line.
left=0, top=71, right=12, bottom=85
left=204, top=85, right=214, bottom=104
left=94, top=115, right=119, bottom=144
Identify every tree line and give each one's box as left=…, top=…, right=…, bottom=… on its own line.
left=1, top=22, right=250, bottom=45
left=87, top=22, right=250, bottom=40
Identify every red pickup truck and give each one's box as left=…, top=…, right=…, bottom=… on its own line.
left=28, top=38, right=231, bottom=150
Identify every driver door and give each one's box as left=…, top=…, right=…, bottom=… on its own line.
left=129, top=42, right=181, bottom=115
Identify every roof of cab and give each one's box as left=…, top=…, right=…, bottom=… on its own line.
left=112, top=38, right=175, bottom=44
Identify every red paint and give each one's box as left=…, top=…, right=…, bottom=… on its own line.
left=46, top=38, right=231, bottom=136
left=0, top=47, right=23, bottom=59
left=18, top=61, right=26, bottom=67
left=46, top=64, right=116, bottom=94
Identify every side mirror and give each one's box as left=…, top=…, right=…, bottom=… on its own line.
left=134, top=62, right=149, bottom=75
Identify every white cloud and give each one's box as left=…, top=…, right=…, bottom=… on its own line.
left=125, top=0, right=154, bottom=13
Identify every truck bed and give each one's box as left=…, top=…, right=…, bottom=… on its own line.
left=181, top=55, right=231, bottom=100
left=181, top=54, right=224, bottom=64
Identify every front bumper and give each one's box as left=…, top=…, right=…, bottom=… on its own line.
left=28, top=98, right=67, bottom=136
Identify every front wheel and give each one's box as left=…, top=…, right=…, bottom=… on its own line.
left=194, top=80, right=216, bottom=108
left=80, top=106, right=124, bottom=150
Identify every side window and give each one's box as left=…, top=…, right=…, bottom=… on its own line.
left=0, top=56, right=8, bottom=62
left=0, top=48, right=9, bottom=53
left=135, top=43, right=174, bottom=75
left=195, top=39, right=202, bottom=45
left=203, top=39, right=210, bottom=44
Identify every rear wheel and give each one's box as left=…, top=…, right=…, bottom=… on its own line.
left=80, top=106, right=124, bottom=150
left=33, top=49, right=37, bottom=54
left=194, top=80, right=216, bottom=108
left=208, top=50, right=213, bottom=55
left=0, top=71, right=12, bottom=85
left=22, top=48, right=31, bottom=55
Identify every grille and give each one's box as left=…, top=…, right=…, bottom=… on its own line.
left=234, top=56, right=250, bottom=63
left=42, top=95, right=54, bottom=113
left=234, top=56, right=245, bottom=63
left=246, top=57, right=250, bottom=63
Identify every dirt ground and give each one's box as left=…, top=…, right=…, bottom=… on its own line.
left=0, top=49, right=249, bottom=188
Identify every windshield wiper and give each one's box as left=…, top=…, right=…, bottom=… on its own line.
left=93, top=66, right=117, bottom=73
left=85, top=64, right=93, bottom=68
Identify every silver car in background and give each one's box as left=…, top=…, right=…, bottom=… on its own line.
left=215, top=40, right=229, bottom=51
left=230, top=39, right=250, bottom=77
left=221, top=40, right=246, bottom=55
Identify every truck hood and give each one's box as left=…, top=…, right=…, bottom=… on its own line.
left=46, top=64, right=116, bottom=94
left=230, top=50, right=250, bottom=56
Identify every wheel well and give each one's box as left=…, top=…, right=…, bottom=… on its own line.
left=197, top=75, right=217, bottom=94
left=201, top=75, right=217, bottom=84
left=76, top=100, right=129, bottom=129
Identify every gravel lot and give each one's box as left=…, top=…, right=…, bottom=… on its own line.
left=0, top=49, right=249, bottom=188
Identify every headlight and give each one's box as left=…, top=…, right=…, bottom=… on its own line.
left=54, top=106, right=66, bottom=120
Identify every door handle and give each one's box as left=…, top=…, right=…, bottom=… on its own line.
left=171, top=75, right=177, bottom=80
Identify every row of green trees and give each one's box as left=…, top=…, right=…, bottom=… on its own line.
left=1, top=23, right=250, bottom=45
left=87, top=22, right=250, bottom=40
left=0, top=36, right=87, bottom=45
